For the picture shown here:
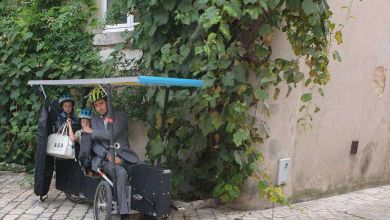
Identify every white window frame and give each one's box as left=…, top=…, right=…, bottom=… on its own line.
left=102, top=0, right=138, bottom=33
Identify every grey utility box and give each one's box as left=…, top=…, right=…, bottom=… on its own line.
left=277, top=158, right=291, bottom=185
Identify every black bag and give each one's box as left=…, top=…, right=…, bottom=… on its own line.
left=130, top=164, right=172, bottom=218
left=79, top=133, right=92, bottom=167
left=34, top=106, right=54, bottom=200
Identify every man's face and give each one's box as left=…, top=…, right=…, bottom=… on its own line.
left=62, top=101, right=73, bottom=114
left=93, top=99, right=107, bottom=116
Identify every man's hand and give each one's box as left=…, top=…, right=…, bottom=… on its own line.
left=114, top=156, right=122, bottom=165
left=83, top=126, right=92, bottom=134
left=66, top=118, right=72, bottom=124
left=106, top=155, right=122, bottom=165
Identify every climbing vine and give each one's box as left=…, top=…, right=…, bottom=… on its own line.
left=122, top=0, right=342, bottom=203
left=0, top=0, right=346, bottom=205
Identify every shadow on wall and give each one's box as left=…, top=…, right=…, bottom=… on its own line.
left=359, top=141, right=377, bottom=176
left=128, top=119, right=149, bottom=161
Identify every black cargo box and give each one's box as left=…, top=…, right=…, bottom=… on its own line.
left=130, top=164, right=172, bottom=218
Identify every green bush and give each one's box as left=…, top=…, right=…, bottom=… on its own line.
left=0, top=0, right=103, bottom=169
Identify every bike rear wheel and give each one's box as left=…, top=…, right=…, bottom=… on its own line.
left=65, top=191, right=84, bottom=203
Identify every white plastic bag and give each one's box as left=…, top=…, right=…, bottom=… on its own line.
left=46, top=123, right=75, bottom=159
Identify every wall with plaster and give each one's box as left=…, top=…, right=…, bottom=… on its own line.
left=231, top=0, right=390, bottom=209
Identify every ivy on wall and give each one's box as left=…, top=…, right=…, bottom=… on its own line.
left=123, top=0, right=342, bottom=203
left=0, top=0, right=345, bottom=205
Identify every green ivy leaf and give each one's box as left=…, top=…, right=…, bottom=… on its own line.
left=286, top=0, right=301, bottom=11
left=128, top=0, right=135, bottom=9
left=225, top=184, right=240, bottom=199
left=25, top=58, right=38, bottom=68
left=219, top=148, right=233, bottom=162
left=293, top=71, right=304, bottom=83
left=178, top=0, right=192, bottom=12
left=214, top=0, right=225, bottom=6
left=268, top=0, right=281, bottom=9
left=10, top=89, right=20, bottom=99
left=148, top=25, right=157, bottom=37
left=35, top=70, right=45, bottom=77
left=314, top=106, right=320, bottom=113
left=302, top=0, right=319, bottom=16
left=301, top=93, right=312, bottom=102
left=207, top=32, right=217, bottom=42
left=318, top=87, right=325, bottom=97
left=258, top=24, right=272, bottom=36
left=221, top=72, right=235, bottom=87
left=233, top=151, right=242, bottom=168
left=148, top=136, right=164, bottom=158
left=255, top=88, right=269, bottom=101
left=180, top=44, right=190, bottom=58
left=194, top=46, right=203, bottom=55
left=199, top=7, right=221, bottom=30
left=196, top=0, right=209, bottom=6
left=332, top=50, right=341, bottom=62
left=22, top=66, right=31, bottom=72
left=259, top=0, right=268, bottom=10
left=36, top=42, right=44, bottom=51
left=210, top=111, right=224, bottom=129
left=258, top=180, right=269, bottom=190
left=233, top=128, right=250, bottom=146
left=335, top=30, right=343, bottom=45
left=244, top=0, right=257, bottom=4
left=199, top=113, right=215, bottom=135
left=22, top=32, right=33, bottom=41
left=200, top=74, right=215, bottom=88
left=328, top=21, right=335, bottom=31
left=233, top=64, right=246, bottom=82
left=11, top=57, right=22, bottom=66
left=219, top=22, right=231, bottom=40
left=156, top=89, right=167, bottom=108
left=223, top=2, right=241, bottom=18
left=312, top=26, right=323, bottom=40
left=244, top=8, right=260, bottom=20
left=226, top=121, right=235, bottom=133
left=230, top=173, right=244, bottom=185
left=192, top=130, right=207, bottom=152
left=255, top=45, right=268, bottom=58
left=163, top=0, right=176, bottom=11
left=154, top=7, right=169, bottom=25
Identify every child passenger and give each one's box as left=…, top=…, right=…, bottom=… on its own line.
left=67, top=108, right=93, bottom=169
left=56, top=94, right=79, bottom=130
left=67, top=108, right=92, bottom=142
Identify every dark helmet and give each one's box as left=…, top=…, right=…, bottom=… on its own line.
left=78, top=108, right=92, bottom=119
left=59, top=94, right=76, bottom=107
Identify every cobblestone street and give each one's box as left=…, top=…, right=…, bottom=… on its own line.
left=1, top=171, right=390, bottom=220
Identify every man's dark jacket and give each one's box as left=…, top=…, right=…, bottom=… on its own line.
left=91, top=110, right=139, bottom=171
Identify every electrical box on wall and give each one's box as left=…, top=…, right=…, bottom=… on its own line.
left=277, top=158, right=291, bottom=185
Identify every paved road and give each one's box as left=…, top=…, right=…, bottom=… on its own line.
left=0, top=171, right=390, bottom=219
